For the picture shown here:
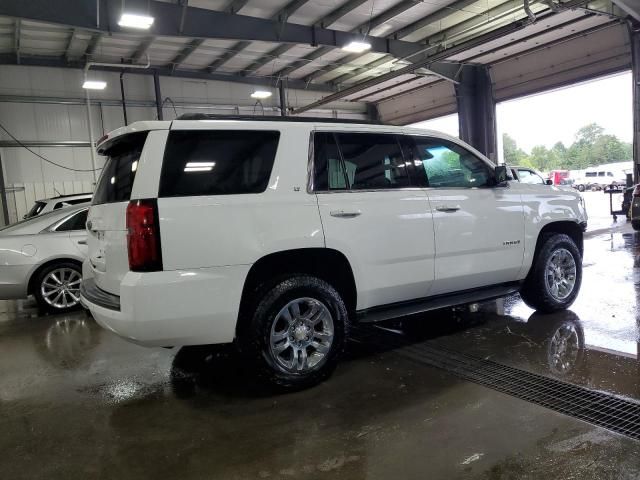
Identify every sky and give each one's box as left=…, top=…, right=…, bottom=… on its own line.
left=410, top=71, right=633, bottom=161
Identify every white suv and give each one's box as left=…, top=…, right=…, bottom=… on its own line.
left=80, top=116, right=588, bottom=389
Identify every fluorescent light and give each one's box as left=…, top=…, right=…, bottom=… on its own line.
left=110, top=176, right=116, bottom=184
left=131, top=160, right=138, bottom=172
left=118, top=13, right=154, bottom=29
left=82, top=80, right=107, bottom=90
left=342, top=41, right=371, bottom=53
left=251, top=90, right=272, bottom=99
left=186, top=162, right=215, bottom=168
left=184, top=162, right=215, bottom=172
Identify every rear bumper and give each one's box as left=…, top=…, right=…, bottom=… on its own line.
left=81, top=264, right=250, bottom=347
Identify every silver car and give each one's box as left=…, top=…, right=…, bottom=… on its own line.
left=0, top=205, right=88, bottom=312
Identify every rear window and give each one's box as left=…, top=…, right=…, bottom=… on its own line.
left=25, top=201, right=46, bottom=218
left=93, top=132, right=148, bottom=205
left=159, top=130, right=279, bottom=197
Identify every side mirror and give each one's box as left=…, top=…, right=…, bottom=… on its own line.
left=494, top=165, right=508, bottom=185
left=545, top=179, right=553, bottom=185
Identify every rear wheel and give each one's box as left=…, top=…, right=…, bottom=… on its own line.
left=520, top=234, right=582, bottom=313
left=632, top=220, right=640, bottom=231
left=577, top=184, right=585, bottom=192
left=238, top=275, right=348, bottom=391
left=33, top=262, right=82, bottom=313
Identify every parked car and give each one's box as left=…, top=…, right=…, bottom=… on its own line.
left=24, top=193, right=92, bottom=219
left=0, top=205, right=88, bottom=312
left=510, top=166, right=552, bottom=185
left=81, top=116, right=587, bottom=390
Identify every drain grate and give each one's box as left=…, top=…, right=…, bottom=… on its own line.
left=351, top=326, right=640, bottom=441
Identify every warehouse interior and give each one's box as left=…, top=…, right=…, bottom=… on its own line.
left=1, top=0, right=640, bottom=478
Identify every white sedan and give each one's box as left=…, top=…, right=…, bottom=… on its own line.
left=0, top=205, right=88, bottom=312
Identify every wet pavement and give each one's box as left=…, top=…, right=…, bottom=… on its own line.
left=2, top=193, right=640, bottom=479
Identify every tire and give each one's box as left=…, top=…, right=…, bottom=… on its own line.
left=577, top=185, right=585, bottom=192
left=33, top=261, right=83, bottom=313
left=238, top=275, right=348, bottom=391
left=632, top=220, right=640, bottom=231
left=520, top=234, right=582, bottom=313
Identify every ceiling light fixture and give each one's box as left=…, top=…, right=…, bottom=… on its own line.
left=82, top=80, right=107, bottom=90
left=118, top=13, right=155, bottom=29
left=250, top=90, right=272, bottom=99
left=341, top=41, right=371, bottom=53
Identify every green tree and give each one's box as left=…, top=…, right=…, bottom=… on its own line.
left=502, top=133, right=528, bottom=165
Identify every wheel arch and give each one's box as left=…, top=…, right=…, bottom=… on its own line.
left=237, top=248, right=357, bottom=333
left=27, top=257, right=83, bottom=295
left=535, top=221, right=584, bottom=259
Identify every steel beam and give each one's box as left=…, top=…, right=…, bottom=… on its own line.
left=14, top=19, right=21, bottom=64
left=273, top=0, right=423, bottom=79
left=290, top=10, right=551, bottom=114
left=0, top=0, right=427, bottom=59
left=170, top=38, right=204, bottom=71
left=132, top=36, right=155, bottom=63
left=224, top=0, right=250, bottom=14
left=0, top=53, right=336, bottom=92
left=85, top=32, right=102, bottom=57
left=64, top=28, right=76, bottom=61
left=630, top=20, right=640, bottom=182
left=205, top=0, right=309, bottom=72
left=154, top=70, right=163, bottom=120
left=391, top=0, right=479, bottom=40
left=242, top=0, right=375, bottom=76
left=455, top=65, right=497, bottom=159
left=613, top=0, right=640, bottom=21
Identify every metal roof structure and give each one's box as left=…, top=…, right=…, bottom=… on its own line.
left=0, top=0, right=635, bottom=115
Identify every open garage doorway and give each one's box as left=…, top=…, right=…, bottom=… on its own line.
left=496, top=71, right=633, bottom=173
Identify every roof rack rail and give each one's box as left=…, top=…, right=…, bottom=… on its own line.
left=174, top=113, right=381, bottom=124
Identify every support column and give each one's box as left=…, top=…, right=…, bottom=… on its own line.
left=455, top=65, right=497, bottom=161
left=153, top=70, right=163, bottom=120
left=630, top=20, right=640, bottom=183
left=279, top=79, right=287, bottom=117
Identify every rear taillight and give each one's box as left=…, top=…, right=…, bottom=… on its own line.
left=634, top=186, right=640, bottom=198
left=126, top=199, right=162, bottom=272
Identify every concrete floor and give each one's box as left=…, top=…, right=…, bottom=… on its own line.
left=2, top=192, right=640, bottom=479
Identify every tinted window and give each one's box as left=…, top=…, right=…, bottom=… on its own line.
left=313, top=133, right=347, bottom=191
left=336, top=133, right=411, bottom=190
left=598, top=172, right=605, bottom=177
left=159, top=130, right=279, bottom=197
left=586, top=172, right=596, bottom=177
left=313, top=132, right=412, bottom=191
left=411, top=137, right=491, bottom=188
left=93, top=132, right=148, bottom=205
left=25, top=201, right=46, bottom=218
left=54, top=210, right=88, bottom=232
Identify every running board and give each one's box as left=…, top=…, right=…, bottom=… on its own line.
left=356, top=282, right=521, bottom=323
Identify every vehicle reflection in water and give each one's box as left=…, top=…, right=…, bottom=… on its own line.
left=34, top=314, right=101, bottom=369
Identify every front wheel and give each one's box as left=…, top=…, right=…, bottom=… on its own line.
left=520, top=234, right=582, bottom=313
left=238, top=275, right=348, bottom=391
left=33, top=262, right=83, bottom=313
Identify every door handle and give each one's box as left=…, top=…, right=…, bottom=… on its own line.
left=77, top=239, right=87, bottom=245
left=330, top=210, right=361, bottom=218
left=435, top=205, right=460, bottom=213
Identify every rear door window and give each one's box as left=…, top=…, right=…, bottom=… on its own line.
left=313, top=132, right=414, bottom=191
left=93, top=132, right=148, bottom=205
left=159, top=130, right=279, bottom=197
